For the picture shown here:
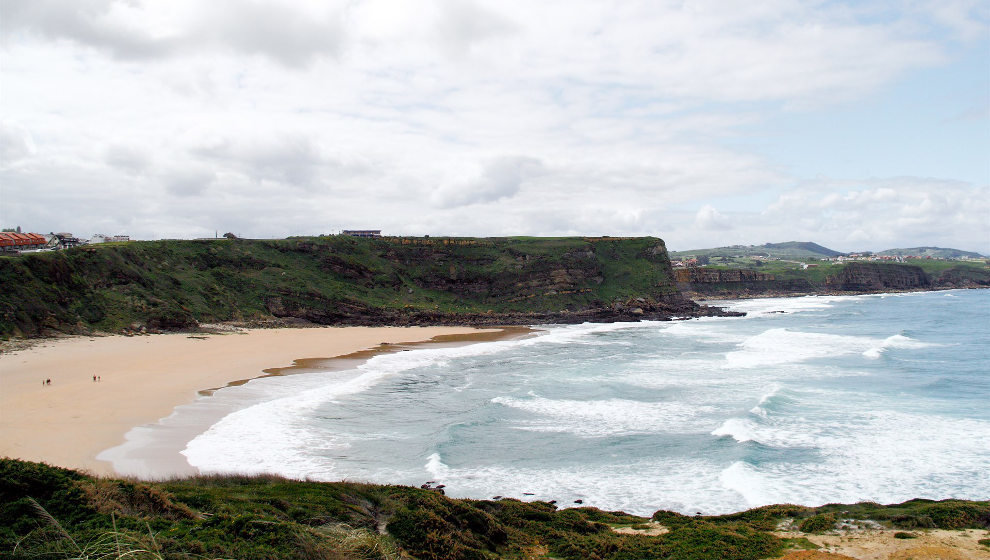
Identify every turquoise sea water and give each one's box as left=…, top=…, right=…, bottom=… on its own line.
left=126, top=290, right=990, bottom=516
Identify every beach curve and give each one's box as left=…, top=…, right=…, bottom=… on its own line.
left=0, top=326, right=518, bottom=477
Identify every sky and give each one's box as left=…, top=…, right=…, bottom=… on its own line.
left=1, top=0, right=988, bottom=253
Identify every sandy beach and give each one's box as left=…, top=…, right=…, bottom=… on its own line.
left=0, top=326, right=508, bottom=476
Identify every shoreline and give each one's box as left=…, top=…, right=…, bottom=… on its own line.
left=0, top=325, right=528, bottom=477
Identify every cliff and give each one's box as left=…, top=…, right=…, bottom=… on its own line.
left=675, top=267, right=813, bottom=298
left=0, top=236, right=728, bottom=338
left=678, top=261, right=990, bottom=299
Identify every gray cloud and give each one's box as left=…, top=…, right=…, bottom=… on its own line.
left=104, top=144, right=151, bottom=174
left=0, top=122, right=35, bottom=163
left=192, top=135, right=371, bottom=189
left=196, top=1, right=343, bottom=67
left=165, top=167, right=215, bottom=197
left=434, top=0, right=518, bottom=55
left=433, top=156, right=543, bottom=208
left=694, top=205, right=733, bottom=231
left=1, top=0, right=342, bottom=66
left=0, top=0, right=175, bottom=58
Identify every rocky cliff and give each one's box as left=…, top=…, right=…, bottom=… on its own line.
left=679, top=261, right=988, bottom=299
left=675, top=267, right=814, bottom=298
left=824, top=262, right=930, bottom=291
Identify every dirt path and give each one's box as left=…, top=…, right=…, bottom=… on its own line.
left=775, top=528, right=990, bottom=559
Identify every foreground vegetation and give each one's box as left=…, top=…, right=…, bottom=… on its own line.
left=2, top=459, right=988, bottom=559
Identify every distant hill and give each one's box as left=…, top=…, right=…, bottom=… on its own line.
left=761, top=241, right=843, bottom=257
left=876, top=247, right=985, bottom=259
left=669, top=241, right=843, bottom=260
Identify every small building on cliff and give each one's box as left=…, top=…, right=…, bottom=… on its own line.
left=342, top=230, right=382, bottom=238
left=0, top=232, right=48, bottom=252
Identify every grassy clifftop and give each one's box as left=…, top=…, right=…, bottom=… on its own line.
left=0, top=236, right=701, bottom=338
left=2, top=459, right=988, bottom=560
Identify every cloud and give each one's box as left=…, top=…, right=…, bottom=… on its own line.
left=191, top=135, right=372, bottom=189
left=434, top=0, right=518, bottom=55
left=694, top=205, right=733, bottom=231
left=195, top=1, right=343, bottom=67
left=0, top=0, right=175, bottom=58
left=0, top=122, right=36, bottom=163
left=165, top=167, right=215, bottom=197
left=761, top=178, right=990, bottom=251
left=1, top=0, right=343, bottom=66
left=0, top=0, right=984, bottom=252
left=432, top=156, right=543, bottom=207
left=104, top=144, right=151, bottom=174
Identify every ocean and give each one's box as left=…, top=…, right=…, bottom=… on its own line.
left=116, top=290, right=990, bottom=516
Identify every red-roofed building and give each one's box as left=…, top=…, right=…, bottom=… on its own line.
left=0, top=232, right=48, bottom=252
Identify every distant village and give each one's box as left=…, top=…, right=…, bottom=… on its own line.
left=0, top=228, right=386, bottom=254
left=0, top=227, right=130, bottom=254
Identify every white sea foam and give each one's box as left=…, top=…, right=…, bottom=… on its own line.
left=425, top=453, right=449, bottom=480
left=720, top=462, right=775, bottom=507
left=492, top=396, right=714, bottom=436
left=713, top=295, right=861, bottom=317
left=658, top=320, right=749, bottom=344
left=182, top=336, right=545, bottom=475
left=749, top=384, right=782, bottom=418
left=724, top=328, right=935, bottom=369
left=715, top=411, right=990, bottom=507
left=408, top=456, right=747, bottom=516
left=711, top=418, right=759, bottom=442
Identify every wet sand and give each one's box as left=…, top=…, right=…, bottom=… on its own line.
left=0, top=326, right=522, bottom=476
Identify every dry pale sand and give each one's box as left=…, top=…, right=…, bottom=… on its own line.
left=775, top=528, right=990, bottom=560
left=0, top=326, right=507, bottom=476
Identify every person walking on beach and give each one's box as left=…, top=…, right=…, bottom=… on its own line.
left=93, top=375, right=97, bottom=382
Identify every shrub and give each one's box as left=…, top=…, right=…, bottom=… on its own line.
left=798, top=513, right=835, bottom=534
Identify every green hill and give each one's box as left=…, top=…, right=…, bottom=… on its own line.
left=761, top=241, right=843, bottom=257
left=0, top=236, right=709, bottom=338
left=669, top=241, right=843, bottom=260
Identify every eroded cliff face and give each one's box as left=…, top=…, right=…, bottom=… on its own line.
left=824, top=262, right=930, bottom=291
left=678, top=261, right=987, bottom=299
left=676, top=268, right=813, bottom=298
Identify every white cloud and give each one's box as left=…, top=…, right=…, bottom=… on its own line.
left=761, top=178, right=990, bottom=252
left=0, top=122, right=36, bottom=163
left=432, top=156, right=543, bottom=207
left=0, top=0, right=985, bottom=252
left=695, top=205, right=733, bottom=231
